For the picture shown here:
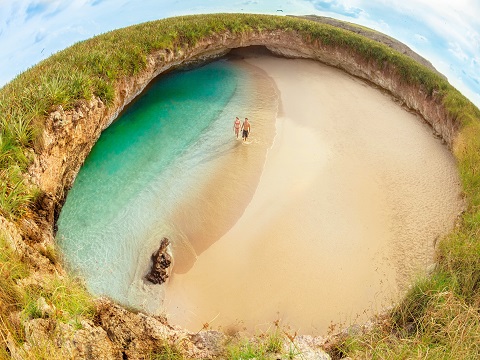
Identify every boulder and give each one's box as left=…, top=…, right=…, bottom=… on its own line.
left=145, top=237, right=172, bottom=284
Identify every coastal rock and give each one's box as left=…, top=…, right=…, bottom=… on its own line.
left=36, top=296, right=55, bottom=318
left=21, top=317, right=120, bottom=359
left=289, top=335, right=331, bottom=360
left=145, top=237, right=172, bottom=284
left=22, top=318, right=57, bottom=355
left=189, top=330, right=226, bottom=355
left=68, top=320, right=120, bottom=360
left=295, top=15, right=443, bottom=77
left=94, top=297, right=219, bottom=359
left=94, top=298, right=170, bottom=358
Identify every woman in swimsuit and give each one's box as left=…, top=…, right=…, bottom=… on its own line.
left=233, top=116, right=241, bottom=138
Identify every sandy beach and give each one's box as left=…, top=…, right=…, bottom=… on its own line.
left=164, top=53, right=463, bottom=334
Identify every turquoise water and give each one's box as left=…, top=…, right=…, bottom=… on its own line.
left=57, top=60, right=256, bottom=310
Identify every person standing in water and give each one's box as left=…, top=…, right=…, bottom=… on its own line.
left=241, top=117, right=251, bottom=142
left=233, top=116, right=241, bottom=139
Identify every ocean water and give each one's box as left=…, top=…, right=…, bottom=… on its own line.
left=56, top=59, right=278, bottom=312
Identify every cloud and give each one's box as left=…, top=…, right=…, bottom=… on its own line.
left=25, top=1, right=49, bottom=20
left=448, top=42, right=469, bottom=62
left=372, top=0, right=480, bottom=56
left=1, top=1, right=24, bottom=27
left=307, top=0, right=364, bottom=17
left=34, top=29, right=47, bottom=43
left=24, top=0, right=69, bottom=20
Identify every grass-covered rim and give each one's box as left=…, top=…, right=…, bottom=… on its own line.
left=1, top=13, right=479, bottom=357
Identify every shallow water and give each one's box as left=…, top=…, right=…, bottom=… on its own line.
left=57, top=53, right=463, bottom=334
left=57, top=59, right=278, bottom=312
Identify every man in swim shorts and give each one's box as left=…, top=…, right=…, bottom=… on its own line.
left=233, top=116, right=241, bottom=138
left=241, top=117, right=251, bottom=142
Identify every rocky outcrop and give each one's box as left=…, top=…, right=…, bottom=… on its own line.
left=94, top=298, right=225, bottom=359
left=295, top=15, right=443, bottom=77
left=145, top=237, right=172, bottom=285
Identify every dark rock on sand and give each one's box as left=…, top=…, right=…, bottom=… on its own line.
left=145, top=237, right=172, bottom=284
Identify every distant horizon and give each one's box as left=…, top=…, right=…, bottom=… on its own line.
left=1, top=0, right=479, bottom=107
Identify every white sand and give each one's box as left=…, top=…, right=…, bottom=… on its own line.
left=164, top=55, right=463, bottom=335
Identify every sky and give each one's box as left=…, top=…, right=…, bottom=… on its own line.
left=0, top=0, right=479, bottom=108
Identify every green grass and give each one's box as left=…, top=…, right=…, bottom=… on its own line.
left=0, top=233, right=29, bottom=357
left=21, top=275, right=95, bottom=325
left=0, top=12, right=479, bottom=359
left=149, top=343, right=185, bottom=360
left=225, top=330, right=285, bottom=360
left=0, top=231, right=94, bottom=357
left=223, top=329, right=308, bottom=359
left=334, top=281, right=480, bottom=359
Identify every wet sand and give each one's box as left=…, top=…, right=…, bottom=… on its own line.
left=165, top=60, right=279, bottom=275
left=164, top=54, right=463, bottom=334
